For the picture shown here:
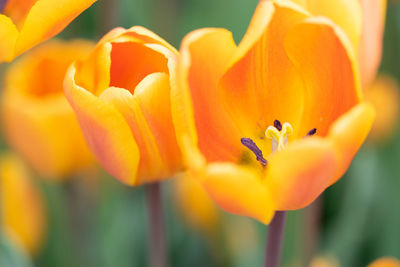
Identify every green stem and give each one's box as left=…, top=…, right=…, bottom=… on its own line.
left=264, top=211, right=287, bottom=267
left=146, top=182, right=168, bottom=267
left=303, top=199, right=321, bottom=265
left=99, top=0, right=117, bottom=34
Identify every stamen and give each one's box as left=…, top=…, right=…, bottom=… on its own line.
left=241, top=138, right=267, bottom=166
left=306, top=128, right=317, bottom=136
left=274, top=120, right=282, bottom=131
left=0, top=0, right=8, bottom=12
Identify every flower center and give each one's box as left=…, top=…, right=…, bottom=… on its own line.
left=240, top=119, right=317, bottom=167
left=265, top=120, right=293, bottom=152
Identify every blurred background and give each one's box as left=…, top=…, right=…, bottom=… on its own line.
left=1, top=0, right=400, bottom=266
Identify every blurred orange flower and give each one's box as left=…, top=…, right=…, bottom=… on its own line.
left=173, top=175, right=219, bottom=233
left=64, top=27, right=182, bottom=185
left=172, top=0, right=374, bottom=223
left=368, top=257, right=400, bottom=267
left=309, top=255, right=340, bottom=267
left=364, top=75, right=399, bottom=141
left=2, top=40, right=96, bottom=179
left=0, top=153, right=46, bottom=255
left=0, top=0, right=97, bottom=62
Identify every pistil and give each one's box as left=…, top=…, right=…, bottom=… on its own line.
left=265, top=120, right=293, bottom=152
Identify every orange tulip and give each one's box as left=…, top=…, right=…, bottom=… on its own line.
left=0, top=0, right=97, bottom=62
left=368, top=257, right=400, bottom=267
left=172, top=0, right=375, bottom=223
left=1, top=153, right=46, bottom=255
left=64, top=27, right=182, bottom=185
left=2, top=39, right=96, bottom=179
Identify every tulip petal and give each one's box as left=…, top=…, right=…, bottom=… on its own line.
left=15, top=0, right=97, bottom=58
left=219, top=0, right=310, bottom=136
left=266, top=137, right=337, bottom=210
left=117, top=26, right=178, bottom=55
left=109, top=41, right=169, bottom=92
left=359, top=0, right=386, bottom=86
left=201, top=162, right=274, bottom=224
left=328, top=102, right=375, bottom=184
left=75, top=26, right=177, bottom=96
left=173, top=28, right=242, bottom=162
left=0, top=15, right=18, bottom=62
left=134, top=72, right=182, bottom=177
left=1, top=154, right=45, bottom=255
left=64, top=64, right=140, bottom=185
left=291, top=0, right=362, bottom=53
left=284, top=17, right=361, bottom=136
left=99, top=86, right=168, bottom=183
left=75, top=41, right=112, bottom=96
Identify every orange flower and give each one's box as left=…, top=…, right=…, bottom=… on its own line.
left=1, top=153, right=46, bottom=255
left=368, top=257, right=400, bottom=267
left=0, top=0, right=97, bottom=62
left=64, top=27, right=182, bottom=185
left=2, top=40, right=96, bottom=179
left=172, top=0, right=375, bottom=223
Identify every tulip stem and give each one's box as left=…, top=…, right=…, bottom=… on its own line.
left=146, top=182, right=168, bottom=267
left=264, top=211, right=287, bottom=267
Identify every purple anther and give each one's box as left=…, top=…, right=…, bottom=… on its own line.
left=306, top=128, right=317, bottom=136
left=274, top=120, right=282, bottom=131
left=241, top=138, right=267, bottom=166
left=0, top=0, right=8, bottom=12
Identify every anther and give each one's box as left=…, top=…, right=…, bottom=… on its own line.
left=306, top=128, right=317, bottom=136
left=0, top=0, right=8, bottom=12
left=274, top=120, right=282, bottom=131
left=241, top=138, right=267, bottom=166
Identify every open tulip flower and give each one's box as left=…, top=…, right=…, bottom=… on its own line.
left=2, top=40, right=96, bottom=179
left=172, top=0, right=375, bottom=224
left=0, top=0, right=97, bottom=62
left=64, top=26, right=182, bottom=185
